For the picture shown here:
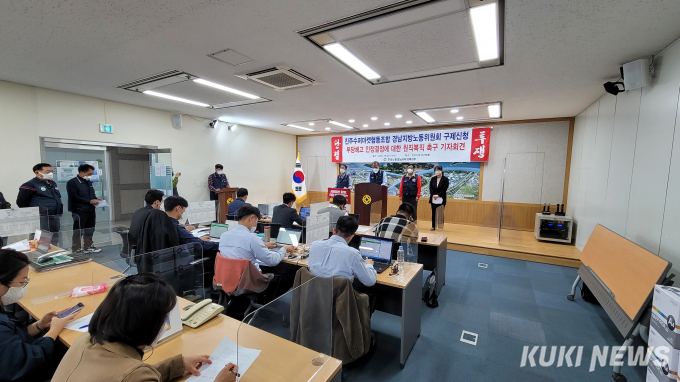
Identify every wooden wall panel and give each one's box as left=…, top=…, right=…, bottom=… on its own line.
left=303, top=190, right=542, bottom=231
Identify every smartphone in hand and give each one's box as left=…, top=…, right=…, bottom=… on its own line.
left=58, top=302, right=84, bottom=318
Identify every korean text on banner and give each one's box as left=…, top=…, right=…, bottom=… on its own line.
left=328, top=188, right=351, bottom=204
left=331, top=127, right=491, bottom=163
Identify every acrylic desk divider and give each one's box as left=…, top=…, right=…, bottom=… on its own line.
left=370, top=200, right=382, bottom=227
left=401, top=237, right=419, bottom=264
left=305, top=212, right=330, bottom=245
left=237, top=274, right=336, bottom=381
left=435, top=205, right=445, bottom=232
left=310, top=200, right=329, bottom=216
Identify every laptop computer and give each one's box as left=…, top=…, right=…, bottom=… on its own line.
left=299, top=207, right=311, bottom=218
left=25, top=231, right=54, bottom=260
left=270, top=228, right=302, bottom=249
left=358, top=237, right=394, bottom=274
left=258, top=204, right=269, bottom=216
left=348, top=213, right=360, bottom=222
left=209, top=223, right=232, bottom=239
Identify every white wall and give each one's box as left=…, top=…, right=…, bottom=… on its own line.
left=0, top=80, right=296, bottom=210
left=297, top=120, right=570, bottom=204
left=568, top=38, right=680, bottom=274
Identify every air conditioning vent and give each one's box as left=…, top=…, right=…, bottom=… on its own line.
left=117, top=70, right=197, bottom=92
left=240, top=65, right=316, bottom=91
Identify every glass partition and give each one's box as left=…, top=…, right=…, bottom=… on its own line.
left=401, top=237, right=419, bottom=264
left=237, top=274, right=334, bottom=380
left=369, top=200, right=382, bottom=226
left=310, top=201, right=329, bottom=216
left=435, top=205, right=445, bottom=232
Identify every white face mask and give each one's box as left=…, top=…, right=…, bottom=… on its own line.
left=150, top=316, right=169, bottom=348
left=435, top=170, right=442, bottom=176
left=1, top=286, right=27, bottom=305
left=407, top=168, right=413, bottom=174
left=83, top=175, right=92, bottom=181
left=373, top=168, right=379, bottom=173
left=340, top=168, right=346, bottom=174
left=40, top=172, right=54, bottom=181
left=216, top=170, right=224, bottom=175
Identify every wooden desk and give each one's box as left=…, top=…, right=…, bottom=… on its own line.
left=19, top=261, right=341, bottom=382
left=282, top=255, right=423, bottom=368
left=353, top=226, right=447, bottom=295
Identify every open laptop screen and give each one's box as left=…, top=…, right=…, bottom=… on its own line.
left=276, top=228, right=301, bottom=246
left=209, top=223, right=231, bottom=239
left=358, top=237, right=392, bottom=262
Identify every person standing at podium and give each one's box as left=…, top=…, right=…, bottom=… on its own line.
left=208, top=164, right=229, bottom=201
left=335, top=164, right=352, bottom=188
left=429, top=165, right=449, bottom=231
left=399, top=164, right=421, bottom=218
left=367, top=161, right=387, bottom=186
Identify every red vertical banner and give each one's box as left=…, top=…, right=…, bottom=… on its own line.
left=331, top=137, right=343, bottom=162
left=470, top=127, right=491, bottom=161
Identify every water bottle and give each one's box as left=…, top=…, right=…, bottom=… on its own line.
left=397, top=246, right=405, bottom=277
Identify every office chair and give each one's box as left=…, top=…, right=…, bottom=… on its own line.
left=113, top=227, right=136, bottom=273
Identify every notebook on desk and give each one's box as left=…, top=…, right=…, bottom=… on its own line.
left=358, top=237, right=394, bottom=274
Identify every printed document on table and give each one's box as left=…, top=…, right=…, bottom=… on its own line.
left=187, top=336, right=260, bottom=381
left=2, top=239, right=30, bottom=251
left=64, top=313, right=93, bottom=332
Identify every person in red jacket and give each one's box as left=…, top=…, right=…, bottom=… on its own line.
left=399, top=164, right=422, bottom=220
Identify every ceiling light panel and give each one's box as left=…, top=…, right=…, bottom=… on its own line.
left=470, top=2, right=499, bottom=62
left=300, top=0, right=503, bottom=84
left=193, top=78, right=260, bottom=99
left=143, top=90, right=210, bottom=107
left=287, top=124, right=315, bottom=132
left=413, top=102, right=502, bottom=124
left=324, top=43, right=380, bottom=80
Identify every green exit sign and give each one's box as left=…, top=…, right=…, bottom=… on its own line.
left=99, top=124, right=114, bottom=134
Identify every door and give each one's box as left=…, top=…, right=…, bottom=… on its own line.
left=149, top=149, right=173, bottom=196
left=44, top=145, right=111, bottom=226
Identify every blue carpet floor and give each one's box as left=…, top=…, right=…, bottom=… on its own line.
left=342, top=250, right=648, bottom=382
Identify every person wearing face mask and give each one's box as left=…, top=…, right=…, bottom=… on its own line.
left=335, top=164, right=352, bottom=189
left=428, top=165, right=450, bottom=231
left=208, top=164, right=230, bottom=201
left=375, top=203, right=419, bottom=243
left=129, top=189, right=165, bottom=251
left=271, top=192, right=305, bottom=229
left=52, top=273, right=238, bottom=382
left=165, top=196, right=219, bottom=252
left=399, top=164, right=422, bottom=219
left=367, top=161, right=387, bottom=186
left=66, top=164, right=102, bottom=254
left=219, top=205, right=295, bottom=290
left=17, top=163, right=64, bottom=244
left=226, top=188, right=249, bottom=219
left=0, top=249, right=79, bottom=382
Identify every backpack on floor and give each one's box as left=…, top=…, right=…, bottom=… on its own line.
left=580, top=282, right=600, bottom=305
left=422, top=269, right=439, bottom=308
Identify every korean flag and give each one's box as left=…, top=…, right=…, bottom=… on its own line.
left=292, top=152, right=307, bottom=203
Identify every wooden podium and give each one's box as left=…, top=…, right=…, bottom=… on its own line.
left=216, top=188, right=239, bottom=223
left=353, top=183, right=388, bottom=226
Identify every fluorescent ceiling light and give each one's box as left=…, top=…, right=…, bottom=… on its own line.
left=325, top=127, right=331, bottom=130
left=309, top=123, right=315, bottom=126
left=384, top=122, right=390, bottom=126
left=193, top=78, right=260, bottom=99
left=416, top=112, right=435, bottom=123
left=395, top=114, right=402, bottom=118
left=488, top=104, right=501, bottom=118
left=406, top=120, right=412, bottom=124
left=371, top=117, right=377, bottom=120
left=363, top=124, right=368, bottom=127
left=470, top=3, right=499, bottom=62
left=143, top=90, right=210, bottom=107
left=456, top=116, right=464, bottom=120
left=324, top=43, right=380, bottom=80
left=349, top=119, right=355, bottom=123
left=287, top=124, right=314, bottom=132
left=329, top=120, right=354, bottom=129
left=450, top=109, right=459, bottom=113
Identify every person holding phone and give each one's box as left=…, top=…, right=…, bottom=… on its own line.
left=0, top=249, right=79, bottom=382
left=428, top=166, right=450, bottom=231
left=52, top=273, right=238, bottom=382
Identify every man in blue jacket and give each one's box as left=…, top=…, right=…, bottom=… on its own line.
left=16, top=163, right=64, bottom=244
left=66, top=164, right=102, bottom=253
left=226, top=188, right=248, bottom=218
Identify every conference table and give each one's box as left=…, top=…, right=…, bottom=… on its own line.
left=352, top=226, right=448, bottom=296
left=281, top=253, right=423, bottom=369
left=19, top=252, right=342, bottom=382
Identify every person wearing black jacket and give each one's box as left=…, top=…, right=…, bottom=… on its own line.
left=16, top=163, right=63, bottom=244
left=129, top=189, right=165, bottom=250
left=428, top=165, right=450, bottom=231
left=66, top=164, right=101, bottom=253
left=271, top=192, right=305, bottom=229
left=135, top=208, right=179, bottom=273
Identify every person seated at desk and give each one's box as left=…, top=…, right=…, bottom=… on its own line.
left=0, top=249, right=79, bottom=382
left=308, top=216, right=376, bottom=287
left=226, top=188, right=249, bottom=219
left=318, top=195, right=349, bottom=232
left=129, top=189, right=165, bottom=249
left=271, top=192, right=305, bottom=229
left=219, top=205, right=295, bottom=269
left=52, top=273, right=237, bottom=382
left=375, top=202, right=419, bottom=243
left=165, top=196, right=219, bottom=252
